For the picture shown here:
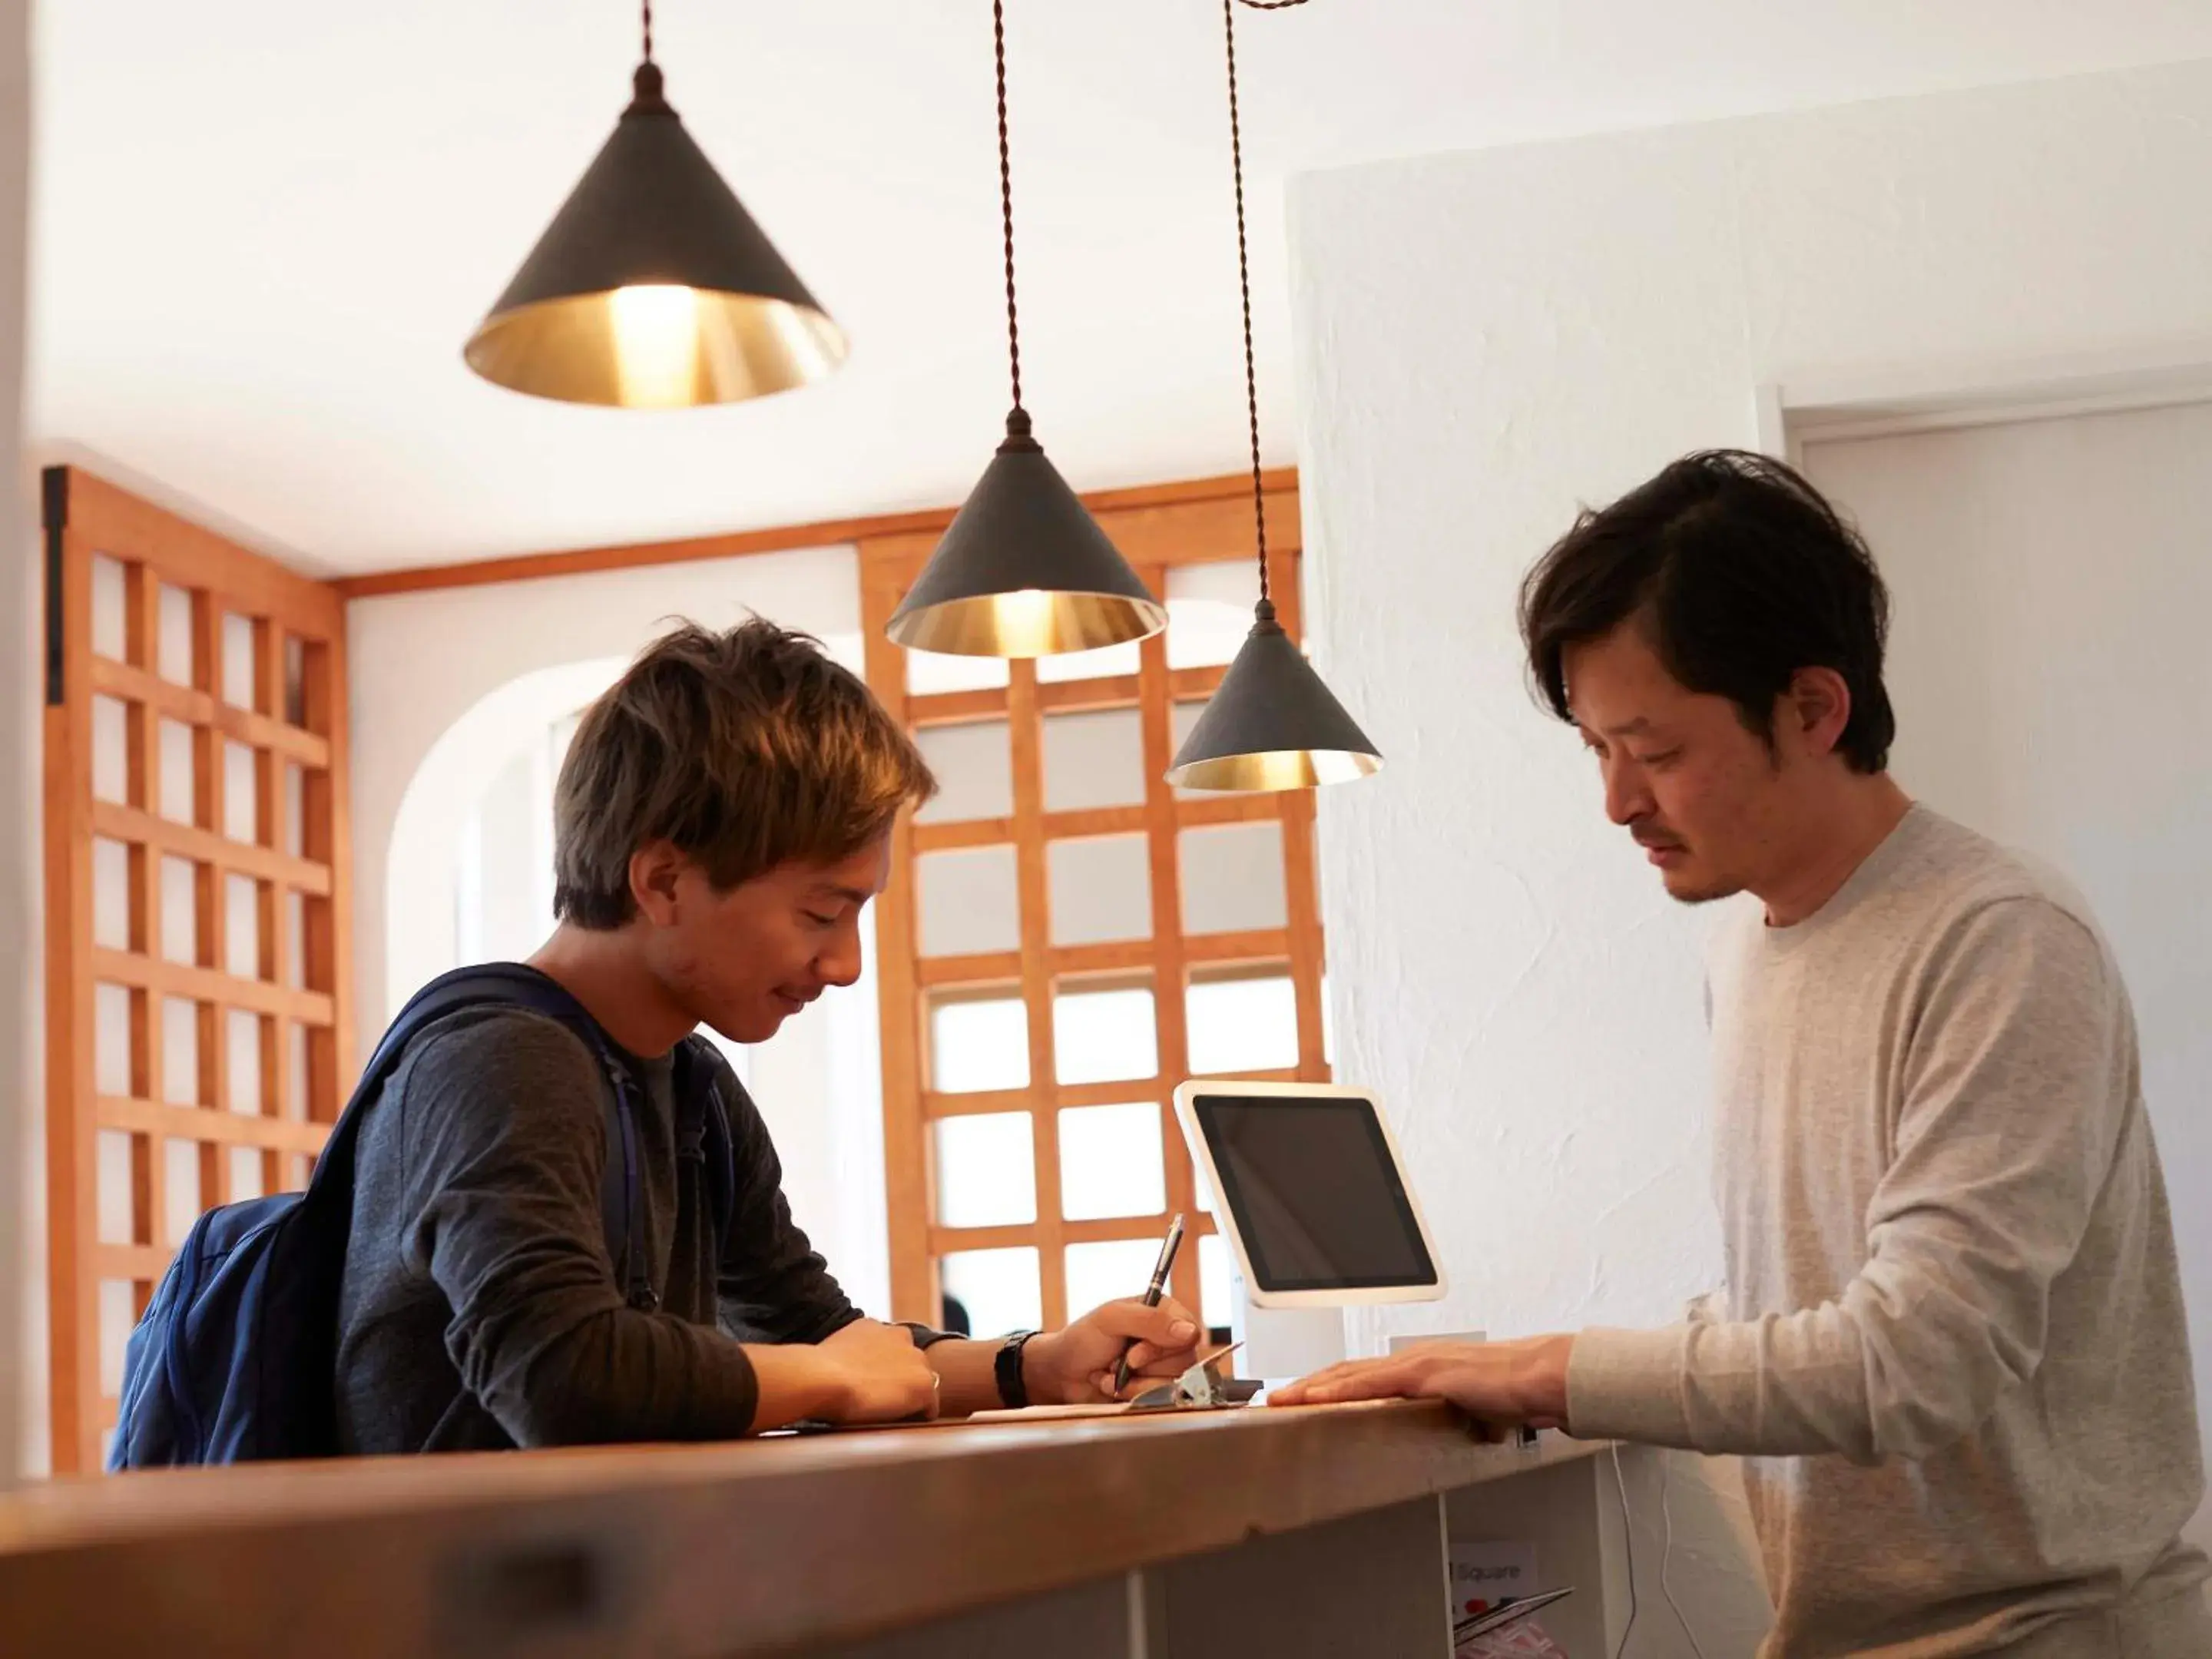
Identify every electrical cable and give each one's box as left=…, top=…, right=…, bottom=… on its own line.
left=1659, top=1452, right=1712, bottom=1659
left=1608, top=1443, right=1640, bottom=1658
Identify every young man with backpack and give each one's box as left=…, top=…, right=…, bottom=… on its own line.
left=325, top=619, right=1201, bottom=1452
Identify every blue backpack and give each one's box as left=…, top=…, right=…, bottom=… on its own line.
left=108, top=962, right=736, bottom=1469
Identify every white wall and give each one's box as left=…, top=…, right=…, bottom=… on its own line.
left=1286, top=56, right=2212, bottom=1651
left=349, top=548, right=896, bottom=1315
left=0, top=0, right=29, bottom=1492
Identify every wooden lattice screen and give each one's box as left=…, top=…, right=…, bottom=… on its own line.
left=859, top=472, right=1330, bottom=1334
left=41, top=467, right=353, bottom=1473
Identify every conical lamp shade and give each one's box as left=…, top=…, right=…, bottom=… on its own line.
left=465, top=63, right=847, bottom=408
left=1167, top=602, right=1382, bottom=791
left=886, top=411, right=1167, bottom=657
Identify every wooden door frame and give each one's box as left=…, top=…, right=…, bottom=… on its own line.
left=41, top=466, right=353, bottom=1472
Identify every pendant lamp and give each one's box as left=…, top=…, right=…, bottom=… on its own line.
left=885, top=0, right=1166, bottom=659
left=1167, top=0, right=1382, bottom=792
left=464, top=2, right=847, bottom=408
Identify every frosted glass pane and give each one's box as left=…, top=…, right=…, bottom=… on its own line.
left=906, top=649, right=1008, bottom=696
left=164, top=1139, right=201, bottom=1247
left=100, top=1280, right=134, bottom=1395
left=1169, top=703, right=1207, bottom=800
left=283, top=763, right=305, bottom=856
left=1036, top=640, right=1142, bottom=685
left=1180, top=822, right=1288, bottom=936
left=1186, top=975, right=1298, bottom=1076
left=284, top=889, right=306, bottom=988
left=96, top=1130, right=134, bottom=1245
left=90, top=554, right=127, bottom=660
left=91, top=695, right=128, bottom=804
left=229, top=1146, right=266, bottom=1201
left=227, top=1009, right=263, bottom=1115
left=913, top=721, right=1012, bottom=825
left=157, top=583, right=194, bottom=685
left=162, top=997, right=199, bottom=1105
left=224, top=740, right=257, bottom=841
left=1041, top=709, right=1146, bottom=813
left=1065, top=1239, right=1162, bottom=1323
left=929, top=996, right=1028, bottom=1094
left=287, top=1022, right=310, bottom=1120
left=1165, top=562, right=1256, bottom=671
left=933, top=1113, right=1035, bottom=1227
left=1053, top=984, right=1157, bottom=1087
left=917, top=846, right=1019, bottom=959
left=1199, top=1232, right=1233, bottom=1330
left=940, top=1247, right=1041, bottom=1339
left=91, top=837, right=131, bottom=951
left=160, top=856, right=197, bottom=965
left=158, top=718, right=195, bottom=823
left=1058, top=1102, right=1164, bottom=1221
left=1047, top=836, right=1151, bottom=948
left=94, top=983, right=131, bottom=1097
left=226, top=875, right=260, bottom=979
left=221, top=612, right=255, bottom=707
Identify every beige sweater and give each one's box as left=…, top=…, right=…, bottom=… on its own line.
left=1568, top=806, right=2209, bottom=1656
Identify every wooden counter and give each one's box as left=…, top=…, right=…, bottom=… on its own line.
left=0, top=1402, right=1619, bottom=1658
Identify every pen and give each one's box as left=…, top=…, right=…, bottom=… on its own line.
left=1114, top=1212, right=1187, bottom=1394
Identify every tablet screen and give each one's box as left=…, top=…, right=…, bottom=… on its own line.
left=1190, top=1094, right=1437, bottom=1292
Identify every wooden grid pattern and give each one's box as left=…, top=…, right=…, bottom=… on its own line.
left=41, top=468, right=354, bottom=1473
left=859, top=474, right=1327, bottom=1332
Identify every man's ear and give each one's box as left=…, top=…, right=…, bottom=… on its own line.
left=628, top=840, right=687, bottom=926
left=1788, top=667, right=1853, bottom=760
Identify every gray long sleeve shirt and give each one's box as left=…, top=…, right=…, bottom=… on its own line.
left=335, top=1007, right=861, bottom=1453
left=1568, top=806, right=2210, bottom=1656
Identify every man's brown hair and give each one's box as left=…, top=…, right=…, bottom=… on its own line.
left=552, top=619, right=936, bottom=929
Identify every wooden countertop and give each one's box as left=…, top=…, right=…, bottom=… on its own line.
left=0, top=1402, right=1605, bottom=1657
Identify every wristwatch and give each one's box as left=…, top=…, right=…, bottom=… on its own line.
left=995, top=1330, right=1041, bottom=1409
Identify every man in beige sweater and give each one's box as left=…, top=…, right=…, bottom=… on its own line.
left=1273, top=452, right=2208, bottom=1655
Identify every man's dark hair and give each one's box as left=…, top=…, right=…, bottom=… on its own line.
left=553, top=618, right=936, bottom=929
left=1518, top=449, right=1896, bottom=773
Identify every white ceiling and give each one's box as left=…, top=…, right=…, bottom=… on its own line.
left=28, top=2, right=2212, bottom=577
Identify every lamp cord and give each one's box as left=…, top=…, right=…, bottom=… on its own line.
left=641, top=0, right=653, bottom=63
left=994, top=0, right=1025, bottom=415
left=1224, top=0, right=1269, bottom=607
left=1224, top=0, right=1310, bottom=609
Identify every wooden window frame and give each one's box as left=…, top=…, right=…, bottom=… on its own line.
left=859, top=472, right=1327, bottom=1332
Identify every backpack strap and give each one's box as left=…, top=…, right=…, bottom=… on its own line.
left=671, top=1035, right=738, bottom=1257
left=323, top=963, right=658, bottom=1310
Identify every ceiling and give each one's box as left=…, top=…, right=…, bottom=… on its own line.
left=28, top=2, right=2212, bottom=577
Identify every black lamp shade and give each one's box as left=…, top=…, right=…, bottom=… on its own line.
left=1167, top=604, right=1383, bottom=791
left=886, top=412, right=1167, bottom=657
left=465, top=65, right=847, bottom=407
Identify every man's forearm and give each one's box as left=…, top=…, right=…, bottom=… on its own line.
left=744, top=1343, right=853, bottom=1432
left=927, top=1335, right=1012, bottom=1417
left=926, top=1331, right=1083, bottom=1416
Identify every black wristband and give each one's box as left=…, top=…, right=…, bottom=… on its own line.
left=995, top=1330, right=1041, bottom=1409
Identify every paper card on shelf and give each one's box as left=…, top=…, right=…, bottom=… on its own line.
left=1449, top=1538, right=1539, bottom=1618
